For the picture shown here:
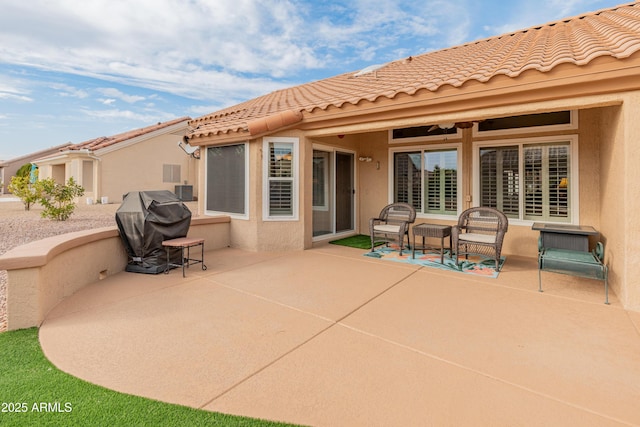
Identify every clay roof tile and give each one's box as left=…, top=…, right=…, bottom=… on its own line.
left=189, top=2, right=640, bottom=140
left=66, top=117, right=190, bottom=151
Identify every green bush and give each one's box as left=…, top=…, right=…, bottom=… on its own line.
left=7, top=175, right=41, bottom=211
left=37, top=177, right=85, bottom=221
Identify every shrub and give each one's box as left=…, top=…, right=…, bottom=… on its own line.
left=7, top=175, right=41, bottom=211
left=37, top=177, right=85, bottom=221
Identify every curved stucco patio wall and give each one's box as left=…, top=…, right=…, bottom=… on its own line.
left=0, top=216, right=230, bottom=331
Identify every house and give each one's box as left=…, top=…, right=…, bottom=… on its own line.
left=186, top=3, right=640, bottom=310
left=0, top=143, right=72, bottom=194
left=35, top=117, right=197, bottom=203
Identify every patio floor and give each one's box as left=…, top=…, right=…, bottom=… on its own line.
left=39, top=244, right=640, bottom=426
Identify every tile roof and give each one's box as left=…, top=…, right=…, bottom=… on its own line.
left=67, top=117, right=191, bottom=151
left=189, top=2, right=640, bottom=140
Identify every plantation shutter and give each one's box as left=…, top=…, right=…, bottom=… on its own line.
left=424, top=150, right=457, bottom=214
left=480, top=146, right=519, bottom=217
left=268, top=142, right=294, bottom=216
left=394, top=152, right=422, bottom=211
left=548, top=145, right=569, bottom=219
left=524, top=143, right=570, bottom=221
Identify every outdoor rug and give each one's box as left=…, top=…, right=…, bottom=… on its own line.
left=364, top=246, right=505, bottom=278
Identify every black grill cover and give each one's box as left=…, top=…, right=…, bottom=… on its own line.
left=116, top=190, right=192, bottom=274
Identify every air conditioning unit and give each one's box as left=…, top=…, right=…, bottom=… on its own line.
left=174, top=185, right=193, bottom=201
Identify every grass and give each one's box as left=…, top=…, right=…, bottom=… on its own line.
left=0, top=328, right=298, bottom=427
left=328, top=234, right=376, bottom=249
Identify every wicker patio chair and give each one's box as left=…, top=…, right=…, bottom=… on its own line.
left=452, top=207, right=509, bottom=271
left=370, top=203, right=416, bottom=256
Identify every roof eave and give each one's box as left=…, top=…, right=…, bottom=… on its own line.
left=296, top=55, right=640, bottom=135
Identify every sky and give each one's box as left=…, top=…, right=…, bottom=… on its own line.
left=0, top=0, right=629, bottom=160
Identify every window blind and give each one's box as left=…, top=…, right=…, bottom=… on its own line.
left=394, top=152, right=422, bottom=211
left=480, top=147, right=519, bottom=217
left=524, top=144, right=569, bottom=220
left=424, top=150, right=457, bottom=214
left=206, top=145, right=245, bottom=214
left=268, top=142, right=294, bottom=216
left=480, top=141, right=570, bottom=222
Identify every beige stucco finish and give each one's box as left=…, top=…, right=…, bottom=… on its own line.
left=193, top=89, right=640, bottom=311
left=36, top=121, right=198, bottom=204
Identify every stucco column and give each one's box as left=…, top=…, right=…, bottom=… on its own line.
left=622, top=92, right=640, bottom=310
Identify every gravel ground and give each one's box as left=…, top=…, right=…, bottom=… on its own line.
left=0, top=197, right=118, bottom=332
left=0, top=196, right=197, bottom=332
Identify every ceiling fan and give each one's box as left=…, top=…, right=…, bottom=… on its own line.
left=428, top=121, right=475, bottom=132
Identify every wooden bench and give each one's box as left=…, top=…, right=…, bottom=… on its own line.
left=538, top=242, right=609, bottom=304
left=161, top=237, right=207, bottom=277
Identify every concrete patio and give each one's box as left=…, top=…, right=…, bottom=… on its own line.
left=39, top=244, right=640, bottom=426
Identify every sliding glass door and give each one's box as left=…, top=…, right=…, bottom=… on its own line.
left=313, top=148, right=354, bottom=238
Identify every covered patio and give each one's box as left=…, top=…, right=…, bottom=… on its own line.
left=39, top=244, right=640, bottom=426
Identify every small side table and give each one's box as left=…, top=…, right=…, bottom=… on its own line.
left=531, top=223, right=598, bottom=252
left=162, top=237, right=207, bottom=277
left=412, top=224, right=452, bottom=263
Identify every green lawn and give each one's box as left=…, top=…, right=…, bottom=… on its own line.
left=0, top=328, right=298, bottom=426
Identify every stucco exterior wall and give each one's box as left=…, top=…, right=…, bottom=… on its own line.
left=597, top=94, right=640, bottom=310
left=622, top=92, right=640, bottom=310
left=99, top=133, right=198, bottom=203
left=193, top=101, right=637, bottom=310
left=342, top=107, right=609, bottom=260
left=198, top=133, right=307, bottom=252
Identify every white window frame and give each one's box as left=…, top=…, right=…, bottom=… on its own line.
left=473, top=135, right=580, bottom=226
left=263, top=137, right=299, bottom=221
left=204, top=142, right=249, bottom=220
left=389, top=143, right=463, bottom=220
left=472, top=110, right=578, bottom=138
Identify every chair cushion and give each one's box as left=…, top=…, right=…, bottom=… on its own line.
left=374, top=224, right=401, bottom=233
left=458, top=233, right=496, bottom=244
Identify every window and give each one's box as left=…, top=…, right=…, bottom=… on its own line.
left=392, top=146, right=460, bottom=217
left=425, top=150, right=458, bottom=215
left=313, top=150, right=330, bottom=210
left=206, top=144, right=247, bottom=217
left=476, top=137, right=574, bottom=223
left=474, top=110, right=577, bottom=137
left=390, top=124, right=461, bottom=143
left=263, top=137, right=298, bottom=220
left=163, top=164, right=181, bottom=183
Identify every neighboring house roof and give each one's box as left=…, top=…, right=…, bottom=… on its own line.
left=67, top=117, right=191, bottom=151
left=188, top=2, right=640, bottom=142
left=0, top=142, right=73, bottom=167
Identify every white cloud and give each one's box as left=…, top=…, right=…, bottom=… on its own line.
left=81, top=108, right=163, bottom=122
left=97, top=88, right=145, bottom=104
left=0, top=76, right=34, bottom=102
left=0, top=92, right=33, bottom=102
left=0, top=0, right=477, bottom=102
left=49, top=83, right=89, bottom=98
